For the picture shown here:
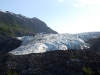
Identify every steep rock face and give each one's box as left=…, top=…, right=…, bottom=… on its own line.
left=0, top=11, right=58, bottom=37
left=31, top=18, right=57, bottom=34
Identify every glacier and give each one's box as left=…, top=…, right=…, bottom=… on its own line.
left=9, top=32, right=100, bottom=55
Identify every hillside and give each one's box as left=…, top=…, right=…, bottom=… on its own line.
left=0, top=11, right=58, bottom=37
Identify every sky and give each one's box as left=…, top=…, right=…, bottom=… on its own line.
left=0, top=0, right=100, bottom=34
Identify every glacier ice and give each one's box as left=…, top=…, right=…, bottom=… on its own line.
left=9, top=32, right=100, bottom=55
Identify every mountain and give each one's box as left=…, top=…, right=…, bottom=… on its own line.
left=0, top=10, right=58, bottom=37
left=9, top=32, right=100, bottom=55
left=0, top=10, right=58, bottom=54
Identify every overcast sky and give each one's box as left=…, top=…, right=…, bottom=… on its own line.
left=0, top=0, right=100, bottom=33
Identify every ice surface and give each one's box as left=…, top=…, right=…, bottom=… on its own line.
left=9, top=32, right=100, bottom=55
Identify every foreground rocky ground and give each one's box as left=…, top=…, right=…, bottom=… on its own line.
left=0, top=50, right=100, bottom=75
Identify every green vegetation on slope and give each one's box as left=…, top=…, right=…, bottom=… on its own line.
left=0, top=11, right=57, bottom=37
left=0, top=12, right=34, bottom=37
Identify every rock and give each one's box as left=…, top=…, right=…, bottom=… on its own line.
left=0, top=37, right=22, bottom=53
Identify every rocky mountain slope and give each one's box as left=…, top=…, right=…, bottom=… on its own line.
left=0, top=10, right=57, bottom=37
left=0, top=10, right=57, bottom=53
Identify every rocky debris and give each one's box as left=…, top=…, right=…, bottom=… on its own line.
left=0, top=50, right=100, bottom=75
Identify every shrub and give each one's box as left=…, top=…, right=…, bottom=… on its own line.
left=82, top=66, right=94, bottom=75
